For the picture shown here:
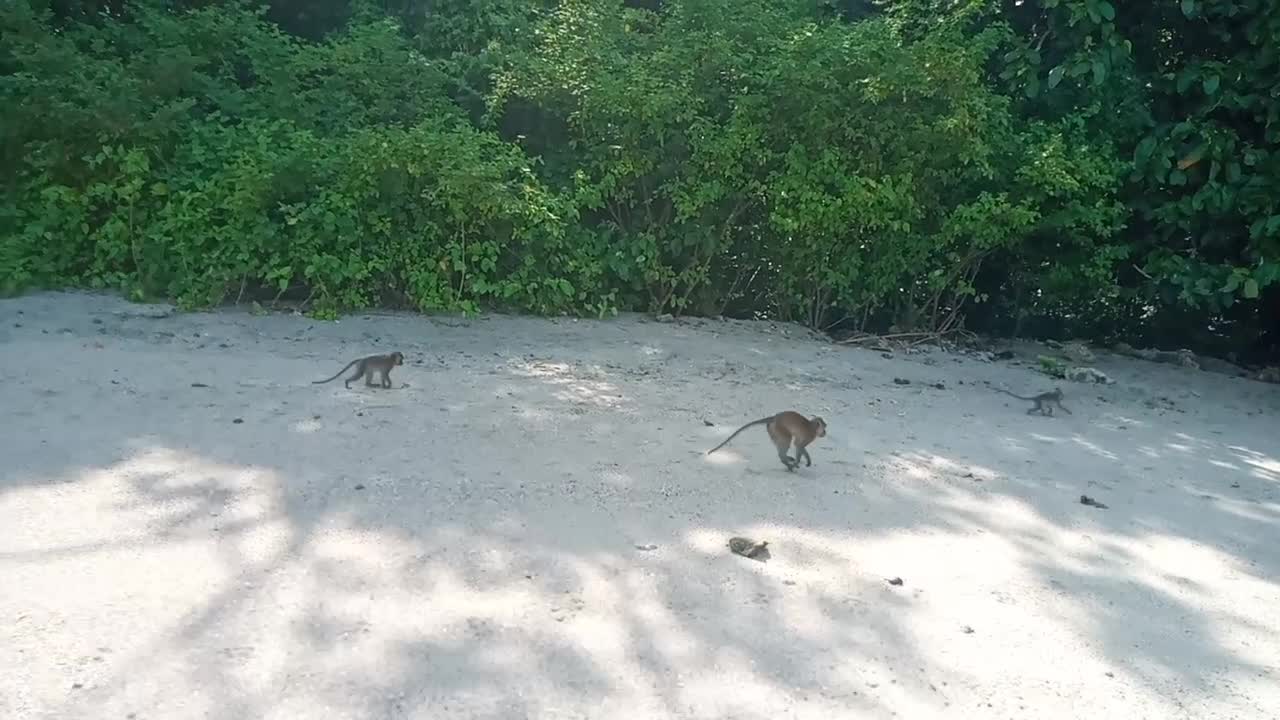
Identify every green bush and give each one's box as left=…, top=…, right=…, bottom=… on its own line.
left=1, top=0, right=1276, bottom=360
left=1, top=1, right=605, bottom=315
left=496, top=2, right=1120, bottom=329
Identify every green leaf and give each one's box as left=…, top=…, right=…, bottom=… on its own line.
left=1203, top=75, right=1219, bottom=94
left=1092, top=61, right=1107, bottom=84
left=1098, top=1, right=1116, bottom=20
left=1047, top=65, right=1066, bottom=88
left=1181, top=0, right=1195, bottom=17
left=1134, top=137, right=1157, bottom=164
left=1243, top=278, right=1259, bottom=299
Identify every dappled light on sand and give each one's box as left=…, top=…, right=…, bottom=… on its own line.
left=2, top=292, right=1278, bottom=719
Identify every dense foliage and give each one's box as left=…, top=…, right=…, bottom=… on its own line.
left=1, top=0, right=1276, bottom=359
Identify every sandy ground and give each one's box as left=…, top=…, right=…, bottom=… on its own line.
left=2, top=290, right=1278, bottom=720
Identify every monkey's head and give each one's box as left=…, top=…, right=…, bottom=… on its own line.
left=391, top=351, right=405, bottom=365
left=811, top=416, right=827, bottom=437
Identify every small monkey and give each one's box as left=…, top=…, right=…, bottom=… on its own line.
left=706, top=411, right=827, bottom=472
left=313, top=352, right=405, bottom=389
left=995, top=387, right=1070, bottom=416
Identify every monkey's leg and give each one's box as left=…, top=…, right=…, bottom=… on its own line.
left=768, top=424, right=797, bottom=470
left=381, top=370, right=392, bottom=389
left=778, top=449, right=798, bottom=471
left=344, top=368, right=363, bottom=389
left=1026, top=405, right=1040, bottom=415
left=798, top=446, right=812, bottom=467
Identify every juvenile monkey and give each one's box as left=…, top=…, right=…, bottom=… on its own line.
left=995, top=387, right=1071, bottom=416
left=706, top=411, right=828, bottom=472
left=313, top=352, right=405, bottom=389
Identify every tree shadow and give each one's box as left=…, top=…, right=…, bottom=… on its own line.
left=3, top=291, right=1278, bottom=718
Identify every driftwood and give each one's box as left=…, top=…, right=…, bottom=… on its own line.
left=838, top=327, right=978, bottom=349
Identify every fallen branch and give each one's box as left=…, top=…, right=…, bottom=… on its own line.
left=839, top=326, right=976, bottom=347
left=839, top=331, right=938, bottom=344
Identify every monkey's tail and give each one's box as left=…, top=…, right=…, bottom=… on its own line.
left=312, top=359, right=359, bottom=384
left=706, top=416, right=774, bottom=455
left=994, top=388, right=1035, bottom=401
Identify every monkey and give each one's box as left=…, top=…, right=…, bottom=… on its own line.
left=994, top=386, right=1071, bottom=416
left=706, top=411, right=827, bottom=472
left=313, top=352, right=405, bottom=389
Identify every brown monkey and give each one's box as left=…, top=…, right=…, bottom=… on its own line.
left=706, top=411, right=827, bottom=472
left=313, top=352, right=405, bottom=389
left=995, top=387, right=1071, bottom=416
